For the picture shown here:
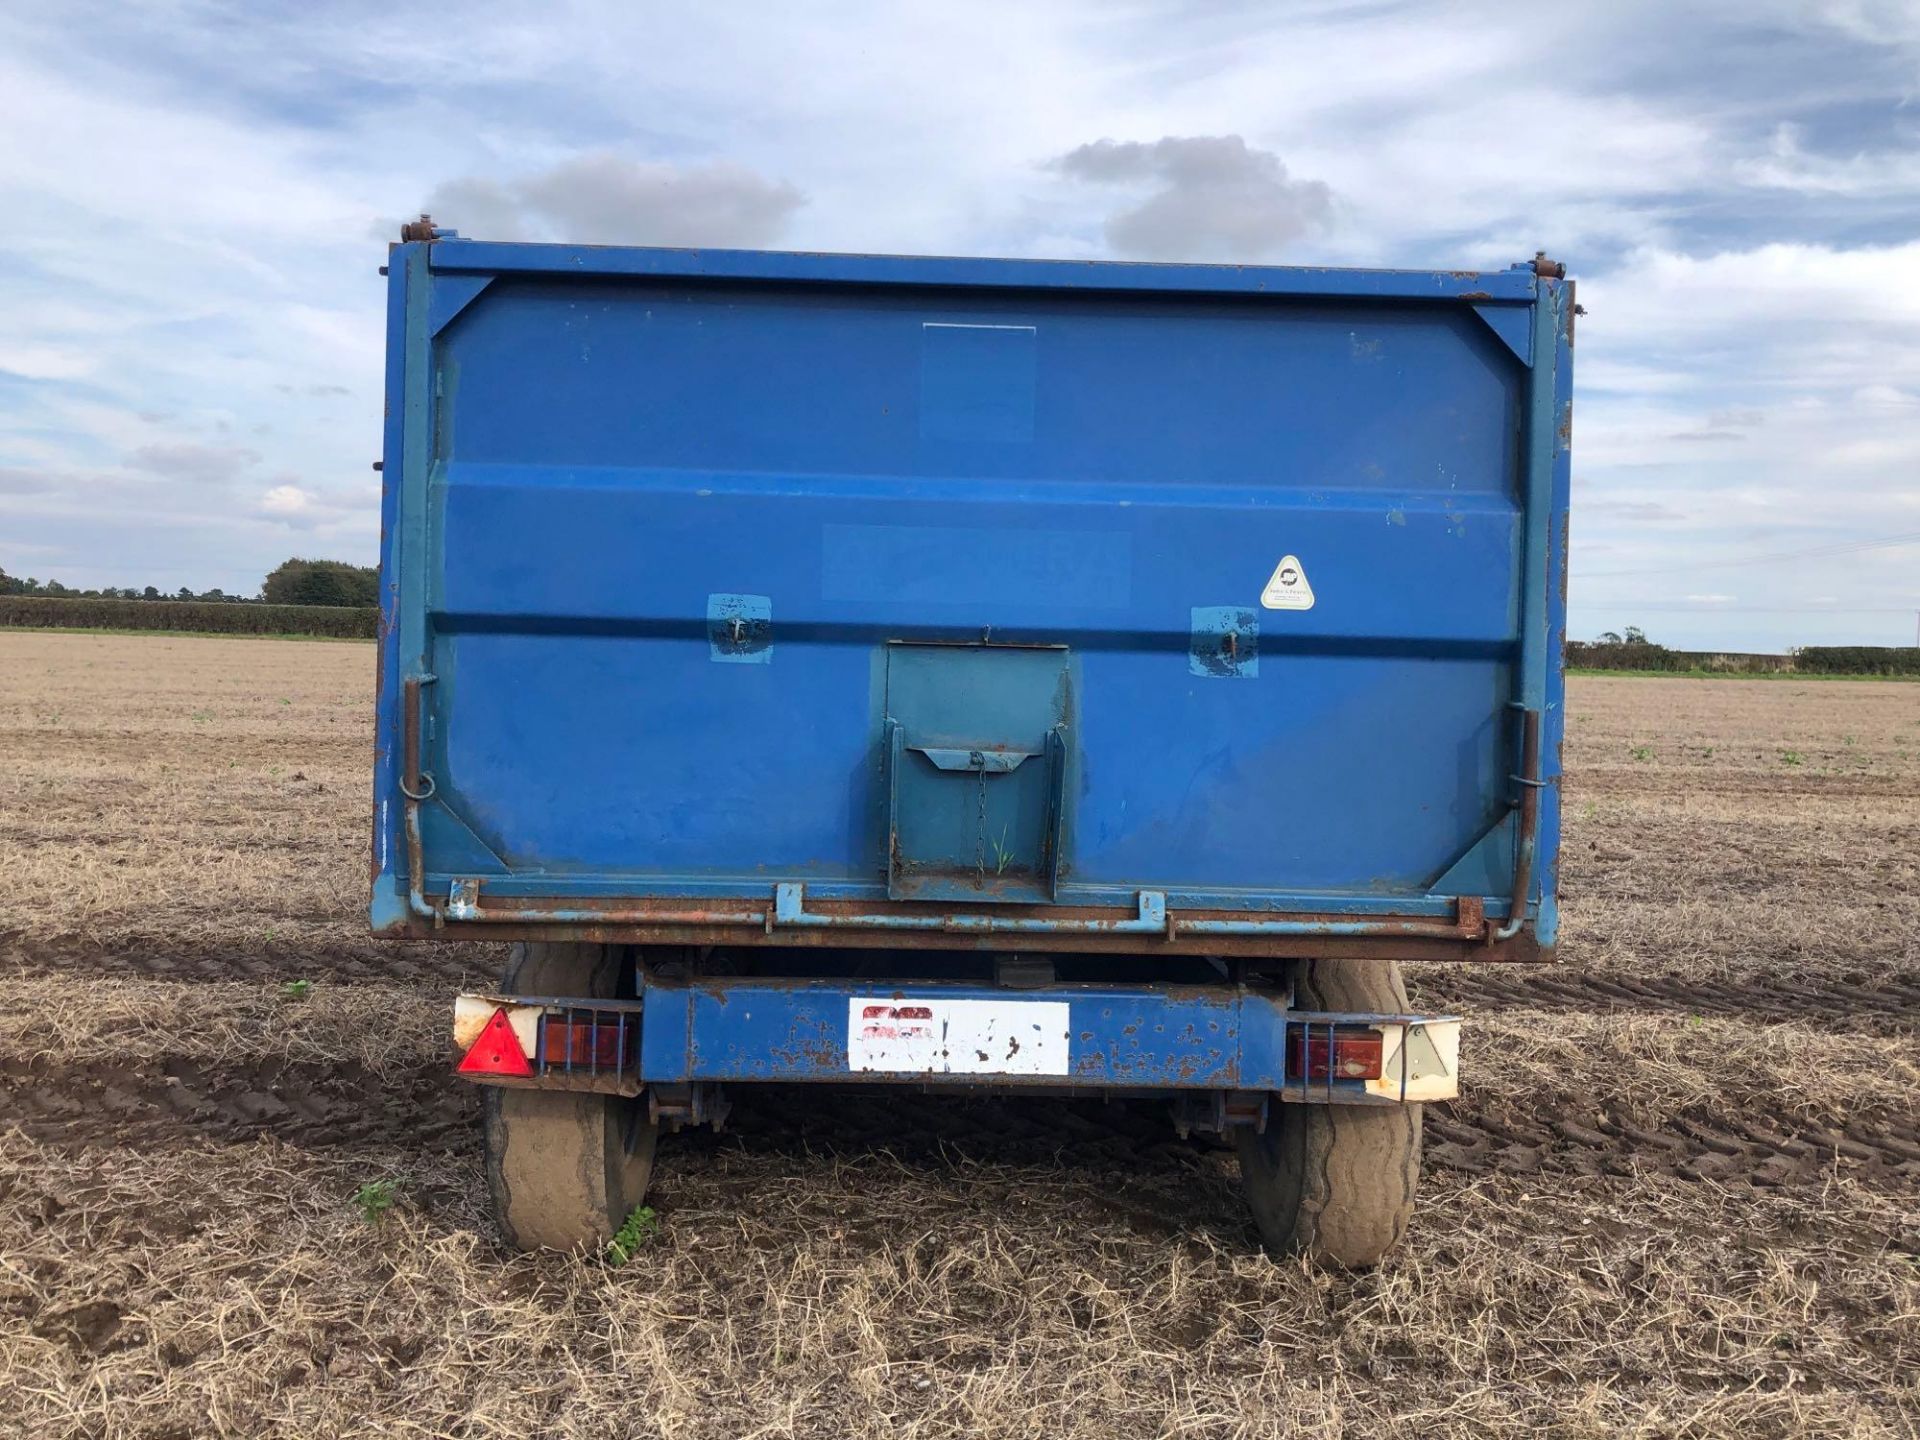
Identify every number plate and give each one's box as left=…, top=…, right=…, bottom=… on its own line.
left=848, top=997, right=1071, bottom=1076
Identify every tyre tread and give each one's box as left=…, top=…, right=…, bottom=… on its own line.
left=483, top=942, right=656, bottom=1252
left=1237, top=959, right=1423, bottom=1268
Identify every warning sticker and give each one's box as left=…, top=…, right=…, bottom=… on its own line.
left=1260, top=554, right=1315, bottom=611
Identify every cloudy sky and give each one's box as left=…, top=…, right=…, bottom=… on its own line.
left=1, top=0, right=1915, bottom=648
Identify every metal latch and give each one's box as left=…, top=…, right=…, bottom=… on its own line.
left=707, top=593, right=771, bottom=663
left=912, top=746, right=1034, bottom=773
left=1189, top=606, right=1259, bottom=679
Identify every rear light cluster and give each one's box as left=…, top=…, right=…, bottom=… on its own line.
left=542, top=1015, right=630, bottom=1069
left=1287, top=1026, right=1384, bottom=1081
left=456, top=1007, right=637, bottom=1079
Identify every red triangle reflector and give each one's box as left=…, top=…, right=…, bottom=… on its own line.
left=458, top=1007, right=533, bottom=1077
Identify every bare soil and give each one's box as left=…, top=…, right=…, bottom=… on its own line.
left=2, top=632, right=1917, bottom=1438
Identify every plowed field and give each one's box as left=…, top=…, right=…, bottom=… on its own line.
left=3, top=633, right=1916, bottom=1438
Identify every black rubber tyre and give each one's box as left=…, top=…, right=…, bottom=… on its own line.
left=1236, top=958, right=1422, bottom=1268
left=481, top=942, right=657, bottom=1252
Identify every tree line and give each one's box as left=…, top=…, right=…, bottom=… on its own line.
left=0, top=558, right=378, bottom=608
left=1569, top=628, right=1919, bottom=676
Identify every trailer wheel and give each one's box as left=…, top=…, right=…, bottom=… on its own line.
left=482, top=942, right=657, bottom=1252
left=1236, top=959, right=1422, bottom=1268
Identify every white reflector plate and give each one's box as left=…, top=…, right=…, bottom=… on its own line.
left=848, top=997, right=1070, bottom=1076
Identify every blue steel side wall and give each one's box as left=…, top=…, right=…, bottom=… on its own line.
left=1537, top=277, right=1574, bottom=947
left=370, top=243, right=421, bottom=932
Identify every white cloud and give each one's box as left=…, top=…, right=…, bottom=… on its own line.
left=127, top=442, right=261, bottom=483
left=259, top=484, right=314, bottom=516
left=1514, top=234, right=1920, bottom=646
left=0, top=1, right=1914, bottom=647
left=1735, top=122, right=1920, bottom=196
left=1048, top=135, right=1332, bottom=261
left=427, top=155, right=804, bottom=247
left=0, top=343, right=97, bottom=381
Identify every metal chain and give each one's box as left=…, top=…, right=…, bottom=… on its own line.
left=975, top=764, right=987, bottom=883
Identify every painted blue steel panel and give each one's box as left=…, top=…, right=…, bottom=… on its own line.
left=373, top=241, right=1569, bottom=940
left=426, top=242, right=1538, bottom=303
left=640, top=979, right=1287, bottom=1090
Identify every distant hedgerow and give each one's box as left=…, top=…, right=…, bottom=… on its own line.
left=0, top=595, right=376, bottom=638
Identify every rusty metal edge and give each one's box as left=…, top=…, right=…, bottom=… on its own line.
left=382, top=914, right=1547, bottom=962
left=412, top=890, right=1488, bottom=939
left=1492, top=707, right=1544, bottom=943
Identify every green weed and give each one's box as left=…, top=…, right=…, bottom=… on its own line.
left=280, top=979, right=313, bottom=1001
left=606, top=1205, right=660, bottom=1264
left=990, top=825, right=1015, bottom=875
left=353, top=1178, right=400, bottom=1224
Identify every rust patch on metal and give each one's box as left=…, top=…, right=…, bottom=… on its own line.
left=1491, top=709, right=1544, bottom=947
left=401, top=676, right=423, bottom=798
left=399, top=675, right=436, bottom=926
left=384, top=886, right=1550, bottom=962
left=383, top=914, right=1550, bottom=962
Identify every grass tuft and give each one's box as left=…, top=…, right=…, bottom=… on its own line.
left=351, top=1178, right=400, bottom=1224
left=606, top=1204, right=661, bottom=1265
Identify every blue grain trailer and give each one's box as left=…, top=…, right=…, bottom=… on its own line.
left=375, top=220, right=1572, bottom=1266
